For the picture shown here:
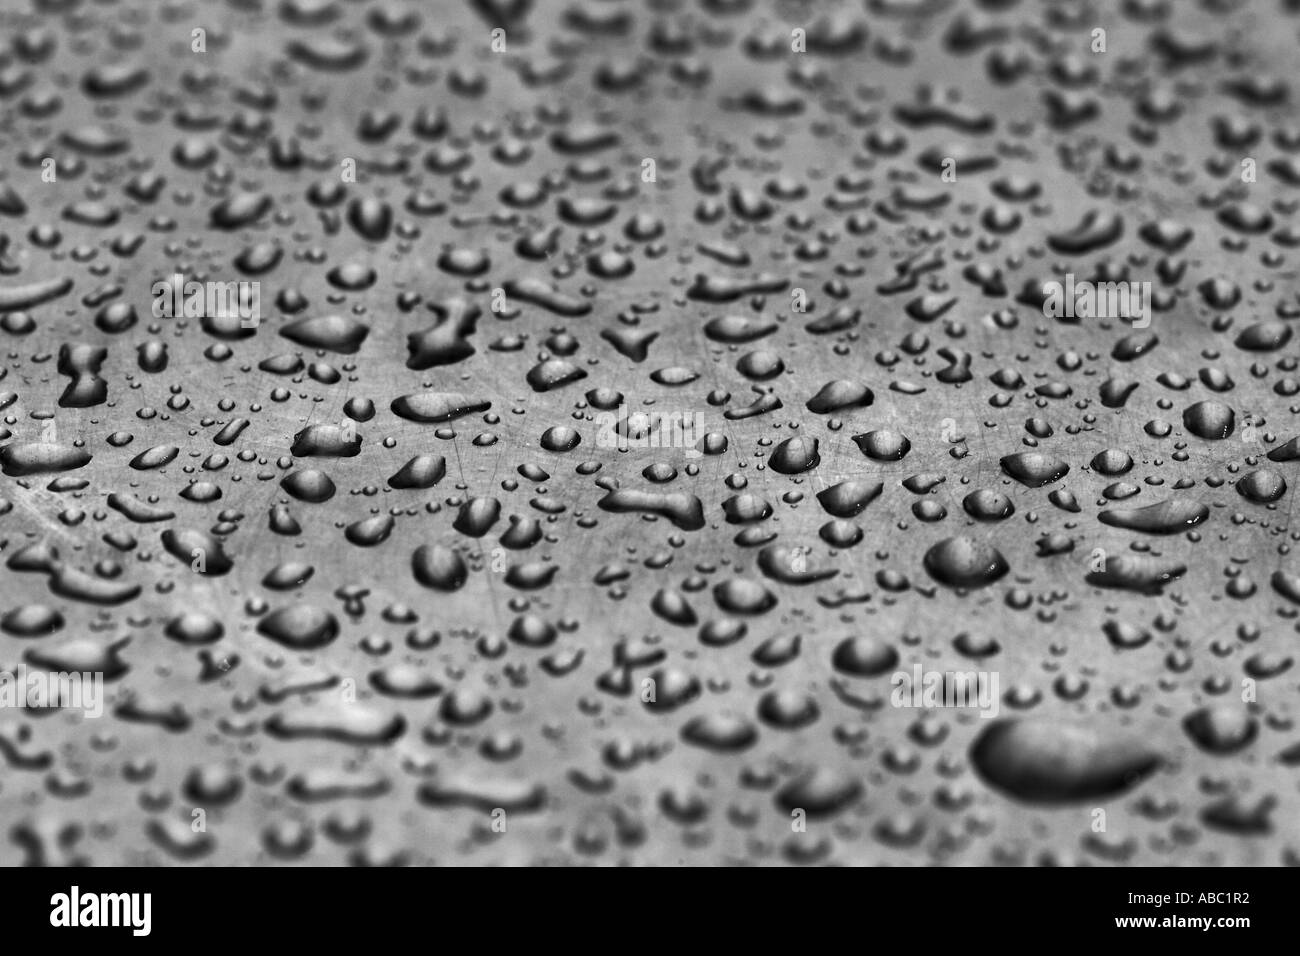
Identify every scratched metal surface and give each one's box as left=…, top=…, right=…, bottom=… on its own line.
left=0, top=0, right=1297, bottom=866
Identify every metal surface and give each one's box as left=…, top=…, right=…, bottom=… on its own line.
left=0, top=0, right=1296, bottom=865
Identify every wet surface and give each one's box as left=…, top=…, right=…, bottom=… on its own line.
left=0, top=0, right=1298, bottom=865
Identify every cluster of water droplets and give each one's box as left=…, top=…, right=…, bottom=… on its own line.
left=0, top=0, right=1296, bottom=864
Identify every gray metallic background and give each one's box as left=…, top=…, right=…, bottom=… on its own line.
left=0, top=0, right=1296, bottom=865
